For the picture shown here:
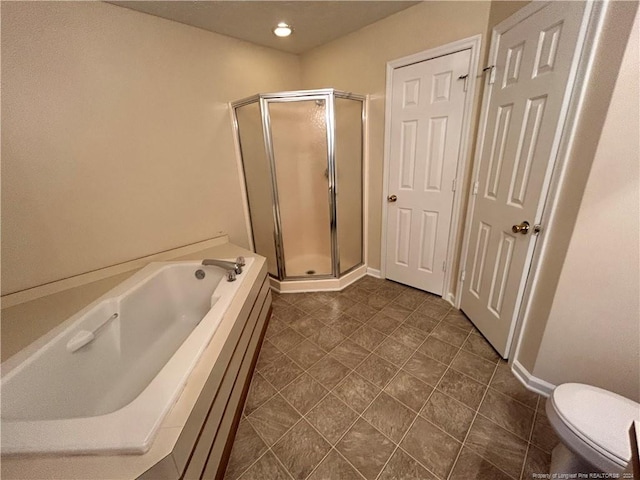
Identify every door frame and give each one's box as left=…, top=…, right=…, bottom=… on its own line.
left=380, top=35, right=482, bottom=303
left=457, top=1, right=603, bottom=359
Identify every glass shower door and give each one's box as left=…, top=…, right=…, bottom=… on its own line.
left=335, top=96, right=364, bottom=274
left=267, top=98, right=333, bottom=278
left=235, top=101, right=279, bottom=277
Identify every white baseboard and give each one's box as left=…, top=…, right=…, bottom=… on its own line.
left=366, top=268, right=382, bottom=278
left=511, top=360, right=555, bottom=398
left=445, top=292, right=456, bottom=307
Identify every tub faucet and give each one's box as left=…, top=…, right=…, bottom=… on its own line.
left=201, top=257, right=245, bottom=280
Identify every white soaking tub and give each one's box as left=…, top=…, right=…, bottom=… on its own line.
left=1, top=257, right=254, bottom=456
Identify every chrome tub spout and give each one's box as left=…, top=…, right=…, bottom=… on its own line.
left=201, top=257, right=246, bottom=281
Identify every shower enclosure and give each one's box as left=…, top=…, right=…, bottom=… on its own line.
left=232, top=89, right=365, bottom=286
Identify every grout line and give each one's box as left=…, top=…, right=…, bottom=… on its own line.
left=304, top=447, right=368, bottom=480
left=367, top=309, right=456, bottom=470
left=519, top=396, right=543, bottom=480
left=249, top=284, right=513, bottom=480
left=246, top=343, right=342, bottom=449
left=267, top=347, right=377, bottom=480
left=302, top=290, right=453, bottom=479
left=255, top=311, right=381, bottom=477
left=374, top=321, right=469, bottom=480
left=241, top=287, right=383, bottom=479
left=245, top=394, right=296, bottom=448
left=444, top=345, right=499, bottom=480
left=298, top=420, right=363, bottom=479
left=472, top=408, right=538, bottom=444
left=270, top=448, right=298, bottom=480
left=226, top=447, right=265, bottom=480
left=442, top=354, right=531, bottom=480
left=519, top=444, right=532, bottom=480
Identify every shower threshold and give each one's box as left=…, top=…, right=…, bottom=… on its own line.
left=269, top=264, right=368, bottom=293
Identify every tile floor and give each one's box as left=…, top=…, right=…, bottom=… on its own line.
left=223, top=277, right=560, bottom=480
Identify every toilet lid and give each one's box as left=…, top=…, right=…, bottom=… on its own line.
left=552, top=383, right=640, bottom=466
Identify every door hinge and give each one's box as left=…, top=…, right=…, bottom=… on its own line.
left=472, top=181, right=479, bottom=195
left=442, top=261, right=446, bottom=272
left=460, top=270, right=466, bottom=282
left=458, top=74, right=469, bottom=92
left=483, top=65, right=496, bottom=85
left=452, top=179, right=457, bottom=192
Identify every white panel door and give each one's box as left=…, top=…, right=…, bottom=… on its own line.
left=385, top=49, right=471, bottom=295
left=460, top=1, right=588, bottom=357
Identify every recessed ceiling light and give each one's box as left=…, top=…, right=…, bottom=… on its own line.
left=273, top=22, right=292, bottom=37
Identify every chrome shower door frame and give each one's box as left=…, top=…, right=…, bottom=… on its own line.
left=334, top=91, right=366, bottom=277
left=262, top=91, right=336, bottom=280
left=232, top=89, right=365, bottom=282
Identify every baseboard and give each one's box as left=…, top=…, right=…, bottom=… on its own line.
left=445, top=292, right=456, bottom=307
left=366, top=268, right=382, bottom=278
left=511, top=360, right=555, bottom=398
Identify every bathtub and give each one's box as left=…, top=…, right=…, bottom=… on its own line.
left=1, top=257, right=254, bottom=456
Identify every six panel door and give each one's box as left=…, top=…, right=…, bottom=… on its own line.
left=385, top=49, right=471, bottom=295
left=460, top=2, right=588, bottom=357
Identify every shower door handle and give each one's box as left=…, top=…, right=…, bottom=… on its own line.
left=387, top=194, right=397, bottom=202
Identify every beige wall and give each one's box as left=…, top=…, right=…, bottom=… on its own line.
left=529, top=10, right=640, bottom=402
left=1, top=1, right=301, bottom=295
left=300, top=1, right=492, bottom=273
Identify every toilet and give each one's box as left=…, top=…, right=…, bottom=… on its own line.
left=546, top=383, right=640, bottom=474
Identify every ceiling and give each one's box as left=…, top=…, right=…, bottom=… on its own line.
left=109, top=1, right=421, bottom=54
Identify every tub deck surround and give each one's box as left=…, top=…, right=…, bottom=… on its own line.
left=223, top=279, right=560, bottom=480
left=1, top=242, right=271, bottom=480
left=2, top=258, right=255, bottom=455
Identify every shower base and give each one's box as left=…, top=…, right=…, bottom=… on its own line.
left=284, top=253, right=332, bottom=277
left=269, top=264, right=368, bottom=293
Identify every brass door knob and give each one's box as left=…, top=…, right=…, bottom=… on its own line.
left=512, top=221, right=530, bottom=234
left=387, top=194, right=397, bottom=202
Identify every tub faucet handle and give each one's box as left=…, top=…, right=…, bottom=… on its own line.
left=227, top=270, right=237, bottom=282
left=236, top=256, right=246, bottom=267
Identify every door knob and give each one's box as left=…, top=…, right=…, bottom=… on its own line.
left=387, top=194, right=397, bottom=202
left=512, top=221, right=530, bottom=234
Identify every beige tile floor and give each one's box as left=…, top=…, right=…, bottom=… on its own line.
left=223, top=277, right=560, bottom=480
